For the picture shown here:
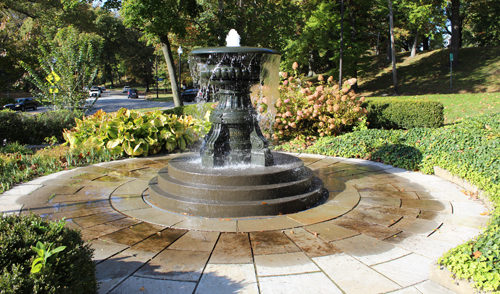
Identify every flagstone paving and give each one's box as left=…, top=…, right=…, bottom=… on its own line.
left=0, top=152, right=491, bottom=294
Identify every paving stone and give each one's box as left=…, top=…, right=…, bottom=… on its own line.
left=103, top=162, right=148, bottom=171
left=305, top=221, right=359, bottom=242
left=107, top=169, right=145, bottom=178
left=249, top=231, right=301, bottom=255
left=259, top=272, right=343, bottom=294
left=284, top=227, right=342, bottom=257
left=209, top=233, right=253, bottom=264
left=330, top=218, right=402, bottom=240
left=358, top=196, right=401, bottom=207
left=80, top=224, right=131, bottom=242
left=354, top=183, right=399, bottom=192
left=372, top=253, right=433, bottom=287
left=450, top=201, right=489, bottom=217
left=385, top=231, right=456, bottom=260
left=173, top=217, right=237, bottom=232
left=110, top=276, right=196, bottom=294
left=357, top=204, right=420, bottom=218
left=321, top=177, right=347, bottom=192
left=391, top=182, right=430, bottom=192
left=237, top=216, right=302, bottom=232
left=323, top=190, right=360, bottom=208
left=135, top=249, right=210, bottom=281
left=110, top=195, right=151, bottom=212
left=402, top=199, right=452, bottom=213
left=416, top=190, right=468, bottom=201
left=391, top=217, right=442, bottom=236
left=196, top=264, right=258, bottom=294
left=74, top=186, right=116, bottom=198
left=94, top=175, right=134, bottom=183
left=413, top=280, right=458, bottom=294
left=385, top=286, right=422, bottom=293
left=89, top=239, right=129, bottom=263
left=0, top=184, right=42, bottom=197
left=314, top=253, right=400, bottom=294
left=29, top=185, right=82, bottom=197
left=21, top=202, right=59, bottom=216
left=359, top=190, right=419, bottom=199
left=96, top=253, right=149, bottom=294
left=72, top=172, right=105, bottom=181
left=428, top=223, right=482, bottom=245
left=76, top=180, right=125, bottom=188
left=344, top=209, right=403, bottom=226
left=329, top=168, right=369, bottom=178
left=418, top=211, right=489, bottom=228
left=0, top=203, right=23, bottom=215
left=125, top=228, right=187, bottom=260
left=44, top=206, right=114, bottom=221
left=168, top=231, right=219, bottom=252
left=122, top=207, right=187, bottom=227
left=333, top=235, right=410, bottom=266
left=73, top=212, right=126, bottom=228
left=100, top=222, right=165, bottom=246
left=254, top=251, right=320, bottom=276
left=287, top=205, right=350, bottom=225
left=79, top=166, right=116, bottom=174
left=307, top=159, right=335, bottom=170
left=112, top=180, right=149, bottom=196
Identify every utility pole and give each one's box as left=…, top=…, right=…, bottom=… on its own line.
left=339, top=0, right=344, bottom=89
left=155, top=54, right=159, bottom=99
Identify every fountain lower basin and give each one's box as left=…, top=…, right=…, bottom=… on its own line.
left=148, top=152, right=325, bottom=218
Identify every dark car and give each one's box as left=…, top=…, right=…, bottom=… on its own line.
left=3, top=98, right=38, bottom=111
left=127, top=88, right=139, bottom=99
left=181, top=89, right=201, bottom=102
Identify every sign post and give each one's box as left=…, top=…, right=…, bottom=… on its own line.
left=450, top=53, right=453, bottom=90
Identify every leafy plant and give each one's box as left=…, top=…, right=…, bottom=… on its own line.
left=30, top=242, right=66, bottom=274
left=63, top=108, right=204, bottom=156
left=0, top=214, right=97, bottom=293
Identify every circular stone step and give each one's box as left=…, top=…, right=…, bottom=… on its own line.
left=148, top=153, right=325, bottom=218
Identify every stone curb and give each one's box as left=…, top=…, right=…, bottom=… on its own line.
left=429, top=262, right=488, bottom=294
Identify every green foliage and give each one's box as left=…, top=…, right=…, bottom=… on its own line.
left=0, top=109, right=84, bottom=145
left=30, top=241, right=66, bottom=274
left=21, top=26, right=103, bottom=111
left=273, top=74, right=367, bottom=142
left=307, top=112, right=500, bottom=291
left=63, top=108, right=203, bottom=156
left=439, top=213, right=500, bottom=292
left=0, top=214, right=97, bottom=293
left=363, top=98, right=444, bottom=129
left=0, top=142, right=33, bottom=155
left=0, top=144, right=120, bottom=194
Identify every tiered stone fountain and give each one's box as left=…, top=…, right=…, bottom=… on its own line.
left=148, top=30, right=325, bottom=218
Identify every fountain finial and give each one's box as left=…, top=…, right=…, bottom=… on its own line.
left=226, top=29, right=241, bottom=47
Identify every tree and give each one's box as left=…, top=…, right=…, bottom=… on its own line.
left=22, top=26, right=103, bottom=110
left=121, top=0, right=200, bottom=107
left=388, top=0, right=398, bottom=95
left=449, top=0, right=461, bottom=67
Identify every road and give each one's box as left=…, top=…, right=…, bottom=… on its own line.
left=28, top=89, right=187, bottom=115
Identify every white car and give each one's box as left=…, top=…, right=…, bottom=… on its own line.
left=89, top=86, right=101, bottom=97
left=122, top=86, right=131, bottom=93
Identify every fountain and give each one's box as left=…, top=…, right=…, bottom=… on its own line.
left=148, top=30, right=325, bottom=218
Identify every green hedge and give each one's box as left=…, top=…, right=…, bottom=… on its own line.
left=163, top=102, right=214, bottom=119
left=0, top=214, right=97, bottom=293
left=0, top=109, right=84, bottom=145
left=363, top=99, right=444, bottom=129
left=308, top=112, right=500, bottom=291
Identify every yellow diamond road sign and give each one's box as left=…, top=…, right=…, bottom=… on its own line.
left=46, top=71, right=61, bottom=85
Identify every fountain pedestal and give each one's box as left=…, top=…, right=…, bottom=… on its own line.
left=190, top=47, right=276, bottom=167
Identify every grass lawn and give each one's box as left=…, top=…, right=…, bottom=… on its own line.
left=366, top=92, right=500, bottom=124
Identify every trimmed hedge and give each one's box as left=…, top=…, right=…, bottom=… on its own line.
left=363, top=99, right=444, bottom=129
left=307, top=112, right=500, bottom=291
left=0, top=214, right=97, bottom=293
left=0, top=109, right=84, bottom=145
left=163, top=102, right=214, bottom=119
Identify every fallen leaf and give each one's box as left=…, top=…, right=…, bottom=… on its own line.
left=262, top=202, right=267, bottom=205
left=480, top=211, right=489, bottom=216
left=473, top=251, right=482, bottom=259
left=313, top=232, right=318, bottom=237
left=139, top=287, right=145, bottom=291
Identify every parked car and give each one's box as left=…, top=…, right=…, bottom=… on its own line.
left=99, top=86, right=106, bottom=92
left=3, top=98, right=38, bottom=111
left=181, top=89, right=201, bottom=102
left=122, top=86, right=131, bottom=93
left=89, top=86, right=101, bottom=97
left=128, top=88, right=139, bottom=99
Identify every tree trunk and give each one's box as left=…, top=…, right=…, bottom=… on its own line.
left=451, top=0, right=460, bottom=67
left=376, top=32, right=380, bottom=55
left=386, top=39, right=391, bottom=61
left=348, top=0, right=358, bottom=91
left=218, top=0, right=225, bottom=46
left=423, top=36, right=429, bottom=51
left=308, top=49, right=316, bottom=77
left=160, top=35, right=183, bottom=107
left=388, top=0, right=398, bottom=95
left=410, top=31, right=418, bottom=57
left=339, top=0, right=344, bottom=88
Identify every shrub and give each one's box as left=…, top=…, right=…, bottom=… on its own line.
left=63, top=108, right=203, bottom=156
left=0, top=109, right=83, bottom=145
left=273, top=75, right=367, bottom=143
left=0, top=214, right=97, bottom=293
left=363, top=98, right=444, bottom=129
